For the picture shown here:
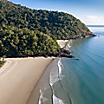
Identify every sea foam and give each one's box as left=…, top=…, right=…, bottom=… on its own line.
left=38, top=58, right=65, bottom=104
left=53, top=93, right=64, bottom=104
left=49, top=58, right=65, bottom=104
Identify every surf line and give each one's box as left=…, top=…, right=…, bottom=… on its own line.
left=57, top=58, right=73, bottom=104
left=49, top=58, right=64, bottom=104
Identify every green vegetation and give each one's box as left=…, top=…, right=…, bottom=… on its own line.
left=0, top=0, right=91, bottom=39
left=0, top=0, right=91, bottom=57
left=0, top=25, right=60, bottom=57
left=0, top=57, right=5, bottom=67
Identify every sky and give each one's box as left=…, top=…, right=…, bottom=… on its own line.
left=10, top=0, right=104, bottom=25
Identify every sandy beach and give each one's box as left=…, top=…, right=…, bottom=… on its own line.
left=57, top=40, right=69, bottom=48
left=0, top=40, right=69, bottom=104
left=0, top=57, right=53, bottom=104
left=57, top=40, right=72, bottom=49
left=26, top=58, right=59, bottom=104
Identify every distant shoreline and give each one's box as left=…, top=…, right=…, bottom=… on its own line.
left=87, top=25, right=104, bottom=27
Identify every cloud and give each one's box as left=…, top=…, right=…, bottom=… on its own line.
left=81, top=15, right=104, bottom=25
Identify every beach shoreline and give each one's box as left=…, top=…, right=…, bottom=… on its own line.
left=0, top=39, right=70, bottom=104
left=27, top=58, right=59, bottom=104
left=35, top=40, right=72, bottom=104
left=0, top=57, right=54, bottom=104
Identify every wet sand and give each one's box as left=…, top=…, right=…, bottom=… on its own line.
left=26, top=58, right=59, bottom=104
left=0, top=40, right=69, bottom=104
left=0, top=57, right=53, bottom=104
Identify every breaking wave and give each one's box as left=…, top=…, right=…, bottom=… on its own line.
left=49, top=58, right=65, bottom=104
left=38, top=58, right=72, bottom=104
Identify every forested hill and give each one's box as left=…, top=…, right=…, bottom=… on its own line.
left=0, top=0, right=91, bottom=39
left=0, top=0, right=60, bottom=57
left=0, top=0, right=91, bottom=57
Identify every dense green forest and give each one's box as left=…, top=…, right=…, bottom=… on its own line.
left=0, top=25, right=60, bottom=57
left=0, top=0, right=91, bottom=39
left=0, top=0, right=91, bottom=57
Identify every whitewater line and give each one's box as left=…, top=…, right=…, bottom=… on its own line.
left=49, top=83, right=54, bottom=104
left=57, top=58, right=73, bottom=104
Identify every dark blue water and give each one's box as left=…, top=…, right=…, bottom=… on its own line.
left=61, top=28, right=104, bottom=104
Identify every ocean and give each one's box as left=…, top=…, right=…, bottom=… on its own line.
left=38, top=26, right=104, bottom=104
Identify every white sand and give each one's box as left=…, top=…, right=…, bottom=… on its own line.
left=57, top=40, right=72, bottom=49
left=0, top=57, right=53, bottom=104
left=57, top=40, right=69, bottom=48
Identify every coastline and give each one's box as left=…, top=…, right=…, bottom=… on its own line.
left=57, top=39, right=72, bottom=51
left=57, top=40, right=71, bottom=49
left=35, top=57, right=72, bottom=104
left=26, top=58, right=59, bottom=104
left=26, top=40, right=71, bottom=104
left=0, top=39, right=70, bottom=104
left=34, top=40, right=72, bottom=104
left=0, top=57, right=54, bottom=104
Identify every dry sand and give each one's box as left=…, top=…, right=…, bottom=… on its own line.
left=0, top=57, right=53, bottom=104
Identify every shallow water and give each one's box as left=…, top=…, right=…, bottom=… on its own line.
left=38, top=27, right=104, bottom=104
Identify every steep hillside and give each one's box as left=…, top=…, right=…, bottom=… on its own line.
left=0, top=25, right=60, bottom=57
left=0, top=0, right=92, bottom=57
left=0, top=0, right=91, bottom=39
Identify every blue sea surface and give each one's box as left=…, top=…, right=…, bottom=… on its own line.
left=38, top=26, right=104, bottom=104
left=61, top=26, right=104, bottom=104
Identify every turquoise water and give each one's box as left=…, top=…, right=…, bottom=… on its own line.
left=61, top=28, right=104, bottom=104
left=38, top=27, right=104, bottom=104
